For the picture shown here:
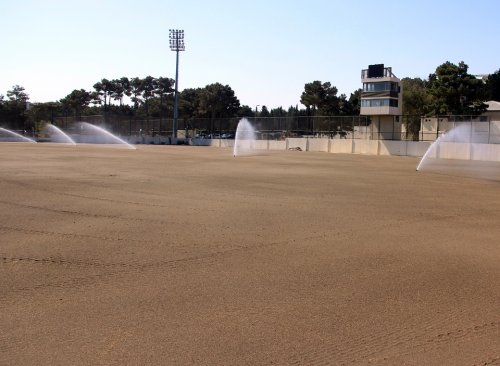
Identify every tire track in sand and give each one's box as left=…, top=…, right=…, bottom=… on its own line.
left=0, top=229, right=352, bottom=305
left=287, top=317, right=500, bottom=365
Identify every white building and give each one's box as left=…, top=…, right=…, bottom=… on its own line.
left=360, top=64, right=403, bottom=139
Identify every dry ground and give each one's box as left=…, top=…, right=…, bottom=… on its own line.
left=1, top=143, right=499, bottom=365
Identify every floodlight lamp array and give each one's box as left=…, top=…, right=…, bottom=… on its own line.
left=169, top=29, right=185, bottom=51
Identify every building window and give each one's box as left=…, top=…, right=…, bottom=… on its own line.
left=361, top=99, right=399, bottom=107
left=363, top=82, right=399, bottom=92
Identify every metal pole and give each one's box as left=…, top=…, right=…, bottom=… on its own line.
left=436, top=118, right=440, bottom=141
left=421, top=117, right=423, bottom=141
left=170, top=29, right=185, bottom=140
left=255, top=105, right=259, bottom=129
left=488, top=117, right=491, bottom=144
left=173, top=48, right=180, bottom=139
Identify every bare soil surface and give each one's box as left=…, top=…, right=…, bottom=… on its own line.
left=1, top=143, right=499, bottom=365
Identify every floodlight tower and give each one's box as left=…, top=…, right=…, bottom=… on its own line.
left=169, top=29, right=185, bottom=139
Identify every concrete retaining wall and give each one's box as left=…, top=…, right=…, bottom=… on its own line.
left=471, top=143, right=500, bottom=161
left=268, top=140, right=286, bottom=150
left=187, top=137, right=500, bottom=163
left=407, top=141, right=432, bottom=157
left=307, top=138, right=329, bottom=152
left=379, top=141, right=407, bottom=156
left=128, top=135, right=170, bottom=145
left=220, top=139, right=234, bottom=148
left=191, top=138, right=212, bottom=146
left=353, top=140, right=379, bottom=155
left=253, top=140, right=268, bottom=150
left=210, top=139, right=221, bottom=147
left=438, top=142, right=471, bottom=160
left=330, top=140, right=353, bottom=154
left=287, top=138, right=308, bottom=151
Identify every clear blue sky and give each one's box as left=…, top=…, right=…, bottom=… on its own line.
left=1, top=0, right=499, bottom=109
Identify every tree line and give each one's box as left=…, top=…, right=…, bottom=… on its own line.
left=402, top=61, right=500, bottom=138
left=0, top=75, right=361, bottom=132
left=1, top=60, right=499, bottom=133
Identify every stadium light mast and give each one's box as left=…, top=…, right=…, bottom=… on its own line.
left=169, top=29, right=185, bottom=139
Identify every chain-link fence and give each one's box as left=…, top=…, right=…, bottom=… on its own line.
left=416, top=115, right=500, bottom=143
left=3, top=114, right=499, bottom=143
left=51, top=115, right=372, bottom=140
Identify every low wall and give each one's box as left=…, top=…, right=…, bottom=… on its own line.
left=287, top=138, right=308, bottom=151
left=353, top=140, right=379, bottom=155
left=128, top=135, right=170, bottom=144
left=407, top=141, right=432, bottom=157
left=186, top=137, right=500, bottom=163
left=210, top=139, right=221, bottom=147
left=253, top=140, right=268, bottom=150
left=379, top=141, right=407, bottom=156
left=438, top=142, right=471, bottom=160
left=307, top=138, right=329, bottom=152
left=471, top=143, right=500, bottom=161
left=268, top=140, right=286, bottom=150
left=330, top=139, right=353, bottom=154
left=191, top=138, right=212, bottom=146
left=220, top=139, right=234, bottom=148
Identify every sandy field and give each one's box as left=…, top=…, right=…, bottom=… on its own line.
left=1, top=143, right=499, bottom=365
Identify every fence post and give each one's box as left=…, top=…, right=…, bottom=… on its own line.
left=469, top=120, right=473, bottom=143
left=469, top=120, right=473, bottom=160
left=488, top=118, right=491, bottom=144
left=392, top=116, right=395, bottom=140
left=352, top=117, right=355, bottom=140
left=436, top=118, right=440, bottom=141
left=421, top=117, right=423, bottom=141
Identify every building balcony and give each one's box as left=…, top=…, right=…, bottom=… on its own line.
left=360, top=105, right=401, bottom=116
